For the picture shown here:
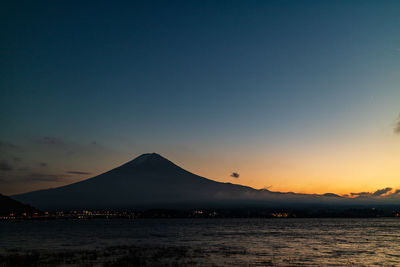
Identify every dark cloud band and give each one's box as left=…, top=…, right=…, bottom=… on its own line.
left=0, top=161, right=13, bottom=171
left=66, top=171, right=91, bottom=175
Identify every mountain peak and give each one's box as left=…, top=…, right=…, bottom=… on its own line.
left=135, top=152, right=163, bottom=162
left=123, top=153, right=175, bottom=168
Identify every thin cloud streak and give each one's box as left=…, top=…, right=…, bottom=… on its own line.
left=0, top=141, right=20, bottom=150
left=24, top=173, right=71, bottom=182
left=0, top=160, right=13, bottom=171
left=395, top=115, right=400, bottom=134
left=66, top=171, right=91, bottom=175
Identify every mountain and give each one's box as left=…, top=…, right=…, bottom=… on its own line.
left=11, top=153, right=388, bottom=210
left=12, top=153, right=261, bottom=210
left=0, top=193, right=40, bottom=216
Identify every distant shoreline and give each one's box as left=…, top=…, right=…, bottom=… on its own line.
left=2, top=206, right=400, bottom=220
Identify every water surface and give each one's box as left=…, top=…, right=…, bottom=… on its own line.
left=1, top=218, right=399, bottom=266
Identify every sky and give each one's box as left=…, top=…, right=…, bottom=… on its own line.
left=1, top=0, right=400, bottom=196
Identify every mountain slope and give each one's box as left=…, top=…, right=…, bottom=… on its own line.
left=12, top=153, right=260, bottom=210
left=13, top=153, right=384, bottom=210
left=0, top=194, right=40, bottom=216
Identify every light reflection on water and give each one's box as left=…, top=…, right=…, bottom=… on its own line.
left=1, top=218, right=399, bottom=265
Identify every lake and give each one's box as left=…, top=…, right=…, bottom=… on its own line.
left=1, top=218, right=399, bottom=266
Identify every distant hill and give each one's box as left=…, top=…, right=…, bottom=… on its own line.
left=0, top=193, right=39, bottom=216
left=11, top=153, right=398, bottom=210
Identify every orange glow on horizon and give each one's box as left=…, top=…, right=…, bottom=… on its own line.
left=177, top=133, right=400, bottom=196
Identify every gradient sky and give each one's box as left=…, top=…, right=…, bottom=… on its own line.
left=1, top=0, right=400, bottom=195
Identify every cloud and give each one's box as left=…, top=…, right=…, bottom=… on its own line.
left=35, top=136, right=111, bottom=157
left=395, top=115, right=400, bottom=134
left=350, top=187, right=397, bottom=198
left=0, top=172, right=71, bottom=183
left=392, top=189, right=400, bottom=195
left=0, top=171, right=75, bottom=195
left=0, top=141, right=19, bottom=150
left=40, top=137, right=64, bottom=145
left=231, top=172, right=240, bottom=178
left=39, top=137, right=101, bottom=148
left=39, top=162, right=47, bottom=167
left=0, top=160, right=13, bottom=171
left=372, top=187, right=392, bottom=196
left=37, top=137, right=76, bottom=153
left=24, top=173, right=71, bottom=182
left=66, top=171, right=91, bottom=175
left=350, top=192, right=372, bottom=197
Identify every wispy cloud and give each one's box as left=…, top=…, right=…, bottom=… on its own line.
left=350, top=192, right=371, bottom=197
left=66, top=171, right=91, bottom=175
left=40, top=137, right=64, bottom=145
left=0, top=160, right=13, bottom=171
left=0, top=136, right=124, bottom=195
left=0, top=171, right=75, bottom=195
left=395, top=116, right=400, bottom=134
left=391, top=189, right=400, bottom=196
left=350, top=187, right=399, bottom=198
left=372, top=187, right=392, bottom=196
left=0, top=141, right=20, bottom=150
left=24, top=173, right=71, bottom=182
left=36, top=136, right=111, bottom=157
left=0, top=172, right=72, bottom=185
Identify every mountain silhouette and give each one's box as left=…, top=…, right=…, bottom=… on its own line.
left=12, top=153, right=265, bottom=210
left=13, top=153, right=379, bottom=210
left=0, top=193, right=39, bottom=216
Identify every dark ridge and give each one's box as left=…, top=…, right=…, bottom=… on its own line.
left=0, top=193, right=40, bottom=216
left=10, top=153, right=400, bottom=211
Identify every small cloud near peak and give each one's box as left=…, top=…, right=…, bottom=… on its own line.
left=395, top=115, right=400, bottom=134
left=231, top=172, right=240, bottom=178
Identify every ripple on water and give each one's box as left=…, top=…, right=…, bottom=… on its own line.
left=1, top=218, right=399, bottom=266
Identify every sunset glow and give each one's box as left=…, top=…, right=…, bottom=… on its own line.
left=1, top=0, right=399, bottom=197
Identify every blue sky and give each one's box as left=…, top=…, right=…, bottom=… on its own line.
left=1, top=0, right=399, bottom=195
